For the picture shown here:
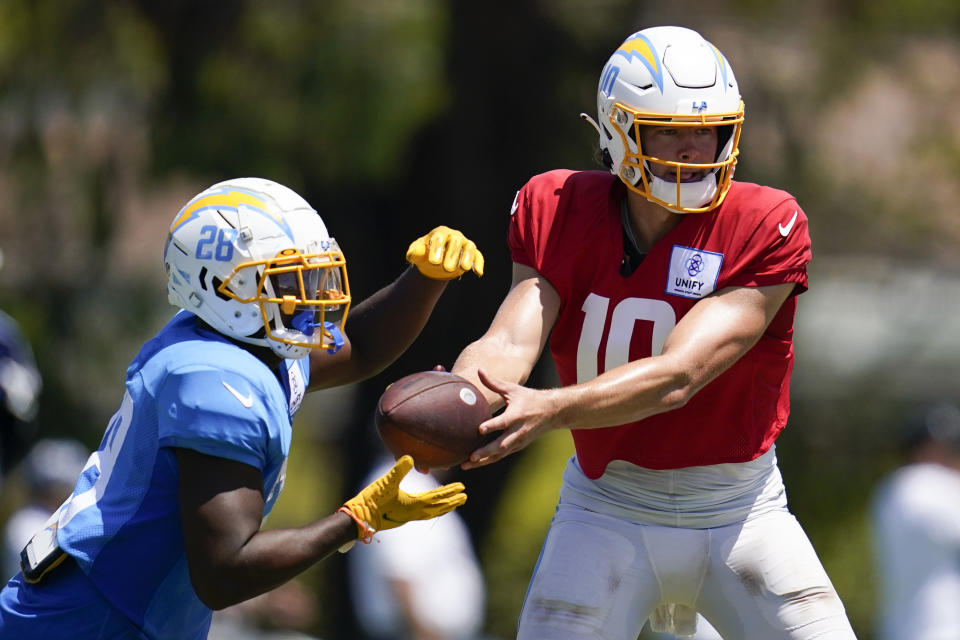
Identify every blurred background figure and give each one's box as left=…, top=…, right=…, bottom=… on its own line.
left=348, top=454, right=486, bottom=640
left=0, top=305, right=43, bottom=482
left=209, top=579, right=322, bottom=640
left=871, top=401, right=960, bottom=640
left=2, top=437, right=88, bottom=578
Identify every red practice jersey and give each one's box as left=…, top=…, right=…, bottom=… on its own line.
left=508, top=170, right=811, bottom=477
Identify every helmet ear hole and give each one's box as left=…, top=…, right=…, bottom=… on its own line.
left=210, top=277, right=232, bottom=303
left=715, top=125, right=734, bottom=162
left=601, top=148, right=614, bottom=170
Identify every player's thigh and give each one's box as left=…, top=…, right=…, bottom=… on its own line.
left=698, top=510, right=856, bottom=640
left=517, top=504, right=658, bottom=640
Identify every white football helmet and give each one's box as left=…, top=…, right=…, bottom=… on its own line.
left=592, top=26, right=744, bottom=213
left=164, top=178, right=351, bottom=359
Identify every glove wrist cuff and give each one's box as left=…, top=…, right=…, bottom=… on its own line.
left=337, top=506, right=375, bottom=544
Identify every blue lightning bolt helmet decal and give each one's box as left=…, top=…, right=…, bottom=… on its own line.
left=614, top=32, right=664, bottom=93
left=710, top=44, right=729, bottom=92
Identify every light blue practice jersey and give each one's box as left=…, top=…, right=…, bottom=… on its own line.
left=9, top=311, right=309, bottom=639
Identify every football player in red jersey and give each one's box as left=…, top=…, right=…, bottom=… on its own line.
left=451, top=26, right=857, bottom=640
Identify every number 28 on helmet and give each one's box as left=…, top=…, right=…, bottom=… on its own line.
left=164, top=177, right=351, bottom=359
left=589, top=26, right=745, bottom=213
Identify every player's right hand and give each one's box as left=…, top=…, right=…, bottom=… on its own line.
left=341, top=455, right=466, bottom=536
left=461, top=368, right=558, bottom=470
left=406, top=226, right=484, bottom=280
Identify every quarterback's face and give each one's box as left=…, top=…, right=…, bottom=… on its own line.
left=639, top=125, right=718, bottom=182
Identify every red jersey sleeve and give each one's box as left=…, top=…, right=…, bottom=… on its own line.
left=724, top=197, right=811, bottom=294
left=507, top=182, right=538, bottom=270
left=507, top=170, right=574, bottom=272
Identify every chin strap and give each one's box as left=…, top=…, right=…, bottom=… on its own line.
left=322, top=321, right=344, bottom=354
left=290, top=310, right=318, bottom=336
left=288, top=312, right=344, bottom=354
left=647, top=171, right=717, bottom=212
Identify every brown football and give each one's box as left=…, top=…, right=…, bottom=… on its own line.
left=375, top=370, right=493, bottom=469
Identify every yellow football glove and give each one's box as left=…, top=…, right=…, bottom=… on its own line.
left=340, top=455, right=467, bottom=541
left=406, top=225, right=484, bottom=280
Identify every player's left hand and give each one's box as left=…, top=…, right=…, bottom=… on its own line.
left=342, top=455, right=467, bottom=536
left=460, top=368, right=560, bottom=470
left=406, top=226, right=484, bottom=280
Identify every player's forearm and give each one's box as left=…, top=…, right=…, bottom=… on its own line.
left=452, top=263, right=556, bottom=405
left=190, top=512, right=358, bottom=610
left=551, top=354, right=695, bottom=431
left=342, top=266, right=447, bottom=379
left=453, top=333, right=691, bottom=431
left=452, top=337, right=537, bottom=409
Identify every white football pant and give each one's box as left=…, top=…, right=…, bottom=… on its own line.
left=516, top=503, right=856, bottom=640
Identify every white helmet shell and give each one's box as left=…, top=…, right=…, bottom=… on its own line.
left=164, top=178, right=351, bottom=359
left=596, top=26, right=744, bottom=213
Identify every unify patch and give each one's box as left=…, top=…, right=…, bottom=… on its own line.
left=666, top=245, right=723, bottom=299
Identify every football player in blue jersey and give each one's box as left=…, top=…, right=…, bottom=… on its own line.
left=0, top=177, right=481, bottom=640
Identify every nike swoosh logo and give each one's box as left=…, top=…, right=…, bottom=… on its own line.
left=222, top=381, right=254, bottom=408
left=510, top=190, right=520, bottom=215
left=778, top=210, right=799, bottom=237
